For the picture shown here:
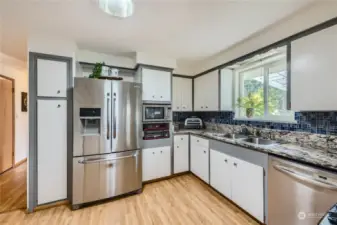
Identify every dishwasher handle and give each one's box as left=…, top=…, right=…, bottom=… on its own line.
left=274, top=164, right=337, bottom=191
left=78, top=154, right=136, bottom=164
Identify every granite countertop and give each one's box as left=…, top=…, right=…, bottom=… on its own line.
left=174, top=129, right=337, bottom=172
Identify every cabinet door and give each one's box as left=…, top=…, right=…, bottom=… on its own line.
left=220, top=68, right=233, bottom=111
left=172, top=77, right=182, bottom=111
left=157, top=146, right=171, bottom=178
left=142, top=68, right=171, bottom=102
left=37, top=100, right=67, bottom=204
left=210, top=149, right=232, bottom=199
left=198, top=146, right=209, bottom=183
left=142, top=148, right=157, bottom=181
left=174, top=135, right=189, bottom=174
left=180, top=78, right=192, bottom=111
left=194, top=75, right=204, bottom=111
left=232, top=157, right=264, bottom=223
left=204, top=70, right=219, bottom=111
left=37, top=59, right=68, bottom=97
left=291, top=25, right=337, bottom=111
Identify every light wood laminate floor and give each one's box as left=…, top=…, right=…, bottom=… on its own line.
left=0, top=174, right=259, bottom=225
left=0, top=162, right=26, bottom=213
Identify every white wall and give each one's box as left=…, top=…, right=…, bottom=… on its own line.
left=0, top=53, right=28, bottom=163
left=136, top=52, right=177, bottom=69
left=77, top=49, right=136, bottom=69
left=194, top=1, right=337, bottom=74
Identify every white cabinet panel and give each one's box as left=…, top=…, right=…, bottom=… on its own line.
left=172, top=77, right=192, bottom=111
left=291, top=25, right=337, bottom=111
left=142, top=146, right=171, bottom=182
left=194, top=70, right=219, bottom=111
left=190, top=137, right=209, bottom=184
left=142, top=68, right=171, bottom=102
left=174, top=135, right=189, bottom=174
left=232, top=157, right=264, bottom=223
left=220, top=68, right=233, bottom=111
left=210, top=150, right=232, bottom=199
left=142, top=148, right=157, bottom=182
left=37, top=59, right=68, bottom=97
left=191, top=135, right=209, bottom=149
left=37, top=100, right=67, bottom=204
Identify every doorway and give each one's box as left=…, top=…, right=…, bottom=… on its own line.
left=0, top=75, right=26, bottom=213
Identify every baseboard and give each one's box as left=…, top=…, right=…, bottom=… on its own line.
left=30, top=200, right=69, bottom=213
left=14, top=158, right=27, bottom=168
left=143, top=171, right=190, bottom=185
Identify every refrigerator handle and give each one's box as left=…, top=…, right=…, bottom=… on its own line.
left=113, top=97, right=116, bottom=139
left=107, top=97, right=110, bottom=140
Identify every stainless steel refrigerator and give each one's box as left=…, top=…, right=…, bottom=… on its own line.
left=71, top=78, right=142, bottom=209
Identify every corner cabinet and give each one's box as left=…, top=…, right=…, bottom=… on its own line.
left=142, top=146, right=171, bottom=182
left=194, top=70, right=219, bottom=111
left=141, top=68, right=171, bottom=102
left=172, top=77, right=192, bottom=111
left=210, top=149, right=264, bottom=223
left=291, top=24, right=337, bottom=111
left=190, top=136, right=209, bottom=183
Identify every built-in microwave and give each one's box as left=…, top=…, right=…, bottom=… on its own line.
left=143, top=104, right=172, bottom=122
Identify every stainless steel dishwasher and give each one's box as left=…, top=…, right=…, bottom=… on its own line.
left=268, top=156, right=337, bottom=225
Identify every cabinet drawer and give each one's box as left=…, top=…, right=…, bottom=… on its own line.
left=191, top=135, right=209, bottom=148
left=174, top=135, right=189, bottom=145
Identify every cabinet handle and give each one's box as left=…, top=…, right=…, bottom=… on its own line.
left=161, top=151, right=163, bottom=153
left=177, top=146, right=179, bottom=148
left=205, top=106, right=208, bottom=109
left=181, top=138, right=183, bottom=140
left=160, top=96, right=163, bottom=98
left=57, top=90, right=60, bottom=94
left=152, top=95, right=155, bottom=98
left=203, top=151, right=206, bottom=154
left=224, top=159, right=228, bottom=163
left=234, top=163, right=237, bottom=167
left=197, top=140, right=199, bottom=142
left=152, top=152, right=155, bottom=154
left=177, top=107, right=179, bottom=109
left=201, top=106, right=203, bottom=109
left=57, top=104, right=61, bottom=108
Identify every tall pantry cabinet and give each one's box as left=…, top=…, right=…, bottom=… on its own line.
left=29, top=53, right=72, bottom=211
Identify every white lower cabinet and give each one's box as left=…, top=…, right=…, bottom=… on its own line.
left=174, top=135, right=189, bottom=174
left=142, top=146, right=171, bottom=182
left=210, top=150, right=232, bottom=199
left=191, top=145, right=209, bottom=183
left=37, top=100, right=67, bottom=205
left=210, top=149, right=264, bottom=223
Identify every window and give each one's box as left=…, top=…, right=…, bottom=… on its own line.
left=233, top=46, right=295, bottom=122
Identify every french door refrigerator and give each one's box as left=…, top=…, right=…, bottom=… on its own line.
left=72, top=78, right=142, bottom=209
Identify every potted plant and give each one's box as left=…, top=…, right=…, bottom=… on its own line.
left=236, top=92, right=263, bottom=118
left=88, top=62, right=104, bottom=79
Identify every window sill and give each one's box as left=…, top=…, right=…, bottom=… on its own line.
left=233, top=117, right=298, bottom=124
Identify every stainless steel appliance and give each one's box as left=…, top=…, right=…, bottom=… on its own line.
left=268, top=156, right=337, bottom=225
left=184, top=117, right=203, bottom=129
left=143, top=123, right=170, bottom=140
left=72, top=78, right=142, bottom=208
left=143, top=104, right=171, bottom=122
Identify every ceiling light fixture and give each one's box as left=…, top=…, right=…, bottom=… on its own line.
left=98, top=0, right=134, bottom=18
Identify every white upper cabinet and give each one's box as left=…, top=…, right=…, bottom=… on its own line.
left=291, top=25, right=337, bottom=111
left=37, top=59, right=68, bottom=97
left=220, top=68, right=233, bottom=111
left=194, top=70, right=219, bottom=111
left=142, top=68, right=171, bottom=102
left=172, top=77, right=192, bottom=111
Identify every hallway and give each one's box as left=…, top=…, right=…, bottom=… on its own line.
left=0, top=162, right=26, bottom=213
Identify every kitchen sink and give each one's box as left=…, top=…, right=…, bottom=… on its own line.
left=241, top=137, right=278, bottom=145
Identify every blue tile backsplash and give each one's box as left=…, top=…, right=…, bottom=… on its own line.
left=173, top=111, right=337, bottom=135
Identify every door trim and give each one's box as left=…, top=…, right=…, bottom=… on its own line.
left=0, top=74, right=15, bottom=173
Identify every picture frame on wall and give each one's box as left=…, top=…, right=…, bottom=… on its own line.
left=21, top=92, right=27, bottom=112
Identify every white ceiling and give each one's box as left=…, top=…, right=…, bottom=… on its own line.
left=0, top=0, right=314, bottom=62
